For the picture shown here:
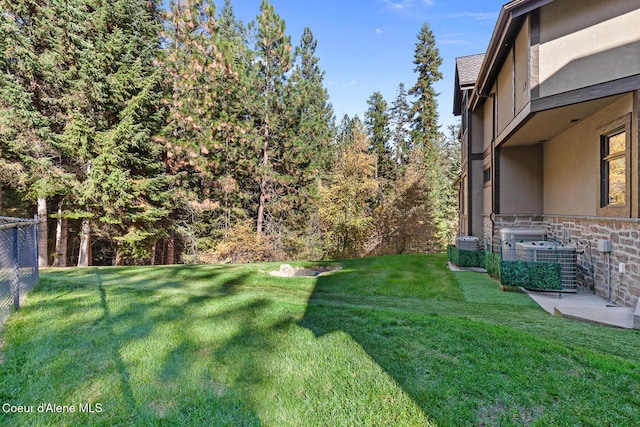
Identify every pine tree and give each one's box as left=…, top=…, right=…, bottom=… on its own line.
left=390, top=83, right=411, bottom=166
left=336, top=114, right=353, bottom=146
left=291, top=27, right=334, bottom=175
left=409, top=23, right=443, bottom=150
left=1, top=0, right=169, bottom=266
left=216, top=0, right=255, bottom=236
left=161, top=0, right=254, bottom=260
left=219, top=0, right=246, bottom=46
left=278, top=27, right=335, bottom=242
left=250, top=0, right=292, bottom=236
left=364, top=91, right=394, bottom=181
left=429, top=125, right=461, bottom=246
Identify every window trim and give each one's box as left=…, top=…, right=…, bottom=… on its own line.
left=597, top=114, right=631, bottom=218
left=483, top=166, right=491, bottom=187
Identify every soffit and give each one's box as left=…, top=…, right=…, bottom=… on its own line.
left=500, top=94, right=626, bottom=146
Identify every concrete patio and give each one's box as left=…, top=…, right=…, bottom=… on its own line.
left=523, top=289, right=638, bottom=329
left=449, top=262, right=639, bottom=329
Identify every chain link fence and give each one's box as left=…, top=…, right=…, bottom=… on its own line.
left=0, top=216, right=39, bottom=327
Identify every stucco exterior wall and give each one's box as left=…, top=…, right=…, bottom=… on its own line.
left=483, top=183, right=492, bottom=217
left=482, top=96, right=493, bottom=150
left=543, top=95, right=633, bottom=216
left=514, top=17, right=530, bottom=114
left=499, top=145, right=543, bottom=214
left=471, top=108, right=484, bottom=154
left=497, top=51, right=515, bottom=135
left=538, top=0, right=640, bottom=98
left=471, top=159, right=484, bottom=238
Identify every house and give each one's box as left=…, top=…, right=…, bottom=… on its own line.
left=453, top=0, right=640, bottom=308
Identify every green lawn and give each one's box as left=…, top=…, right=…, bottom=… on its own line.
left=1, top=254, right=639, bottom=426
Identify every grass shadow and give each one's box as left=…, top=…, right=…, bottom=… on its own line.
left=300, top=253, right=640, bottom=426
left=4, top=256, right=640, bottom=426
left=95, top=269, right=138, bottom=413
left=0, top=265, right=263, bottom=426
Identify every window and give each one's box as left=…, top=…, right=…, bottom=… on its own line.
left=483, top=167, right=491, bottom=186
left=597, top=114, right=631, bottom=217
left=601, top=131, right=625, bottom=206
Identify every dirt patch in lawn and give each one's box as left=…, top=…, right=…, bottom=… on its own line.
left=269, top=264, right=341, bottom=278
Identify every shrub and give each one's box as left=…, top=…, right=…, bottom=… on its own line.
left=447, top=245, right=484, bottom=268
left=484, top=252, right=501, bottom=279
left=209, top=220, right=272, bottom=264
left=500, top=261, right=562, bottom=290
left=447, top=245, right=456, bottom=263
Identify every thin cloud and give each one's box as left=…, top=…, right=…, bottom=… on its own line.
left=440, top=39, right=468, bottom=45
left=380, top=0, right=435, bottom=20
left=447, top=12, right=498, bottom=21
left=383, top=0, right=415, bottom=11
left=375, top=28, right=384, bottom=35
left=342, top=79, right=358, bottom=89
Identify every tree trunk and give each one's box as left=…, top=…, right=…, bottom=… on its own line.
left=114, top=248, right=124, bottom=266
left=257, top=114, right=269, bottom=236
left=37, top=197, right=48, bottom=268
left=150, top=240, right=157, bottom=265
left=77, top=218, right=91, bottom=267
left=257, top=176, right=267, bottom=236
left=52, top=206, right=68, bottom=267
left=166, top=229, right=175, bottom=264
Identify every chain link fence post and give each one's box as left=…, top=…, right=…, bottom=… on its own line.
left=11, top=226, right=20, bottom=310
left=0, top=216, right=39, bottom=326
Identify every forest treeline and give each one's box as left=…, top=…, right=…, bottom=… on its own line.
left=0, top=0, right=459, bottom=266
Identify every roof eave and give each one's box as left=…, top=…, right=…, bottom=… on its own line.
left=470, top=0, right=555, bottom=110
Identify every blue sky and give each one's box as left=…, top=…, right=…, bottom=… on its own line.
left=218, top=0, right=506, bottom=130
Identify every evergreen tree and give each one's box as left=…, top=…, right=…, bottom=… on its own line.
left=250, top=0, right=292, bottom=236
left=390, top=83, right=411, bottom=166
left=216, top=0, right=255, bottom=236
left=291, top=27, right=335, bottom=174
left=336, top=114, right=352, bottom=146
left=409, top=23, right=443, bottom=150
left=219, top=0, right=247, bottom=47
left=278, top=27, right=335, bottom=242
left=0, top=0, right=85, bottom=267
left=364, top=91, right=394, bottom=181
left=80, top=0, right=169, bottom=264
left=161, top=0, right=254, bottom=260
left=1, top=0, right=169, bottom=265
left=429, top=125, right=461, bottom=246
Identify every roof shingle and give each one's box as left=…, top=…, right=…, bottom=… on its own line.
left=456, top=54, right=486, bottom=88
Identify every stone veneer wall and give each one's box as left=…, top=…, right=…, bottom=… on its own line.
left=545, top=216, right=640, bottom=308
left=489, top=214, right=640, bottom=308
left=482, top=216, right=493, bottom=251
left=484, top=214, right=546, bottom=252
